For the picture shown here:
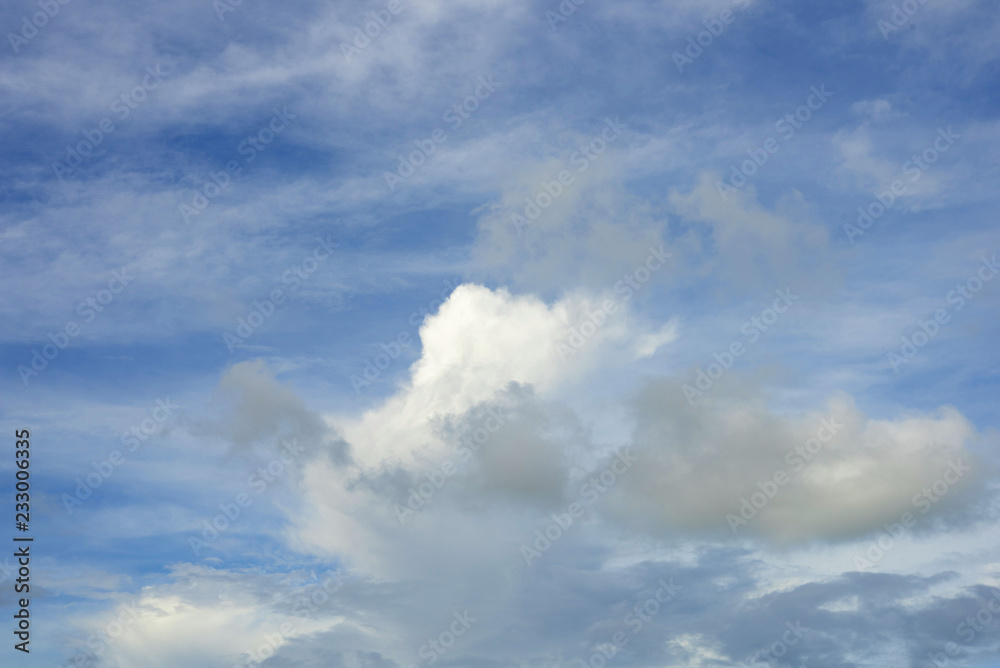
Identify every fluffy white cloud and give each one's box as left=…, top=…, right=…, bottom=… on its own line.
left=336, top=282, right=668, bottom=470
left=67, top=565, right=343, bottom=668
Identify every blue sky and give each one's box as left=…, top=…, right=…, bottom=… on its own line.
left=2, top=0, right=1000, bottom=666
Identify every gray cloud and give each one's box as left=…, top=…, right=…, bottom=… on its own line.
left=606, top=376, right=991, bottom=543
left=197, top=359, right=351, bottom=464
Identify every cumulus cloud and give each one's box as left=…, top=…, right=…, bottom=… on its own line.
left=286, top=283, right=675, bottom=575
left=335, top=282, right=671, bottom=470
left=56, top=331, right=995, bottom=666
left=14, top=1, right=1000, bottom=665
left=76, top=551, right=1000, bottom=668
left=64, top=564, right=345, bottom=668
left=608, top=378, right=987, bottom=542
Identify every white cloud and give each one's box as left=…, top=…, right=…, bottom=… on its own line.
left=335, top=282, right=663, bottom=470
left=851, top=98, right=898, bottom=122
left=634, top=320, right=681, bottom=359
left=69, top=565, right=343, bottom=668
